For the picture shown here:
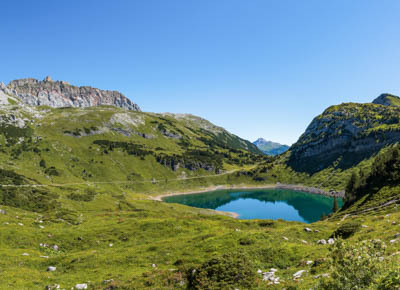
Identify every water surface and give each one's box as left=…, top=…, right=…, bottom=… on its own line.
left=163, top=189, right=343, bottom=223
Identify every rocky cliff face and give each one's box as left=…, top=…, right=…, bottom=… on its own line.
left=4, top=76, right=141, bottom=111
left=288, top=96, right=400, bottom=173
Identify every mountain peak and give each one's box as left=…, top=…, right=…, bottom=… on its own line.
left=253, top=138, right=289, bottom=156
left=372, top=93, right=400, bottom=107
left=5, top=77, right=141, bottom=111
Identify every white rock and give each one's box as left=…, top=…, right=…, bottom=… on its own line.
left=257, top=269, right=263, bottom=274
left=293, top=270, right=306, bottom=279
left=40, top=256, right=49, bottom=259
left=270, top=268, right=278, bottom=272
left=304, top=227, right=313, bottom=232
left=47, top=266, right=56, bottom=272
left=39, top=225, right=45, bottom=229
left=52, top=245, right=59, bottom=251
left=18, top=223, right=24, bottom=226
left=152, top=264, right=157, bottom=268
left=390, top=239, right=397, bottom=244
left=327, top=238, right=335, bottom=244
left=75, top=284, right=88, bottom=290
left=109, top=243, right=113, bottom=247
left=301, top=240, right=308, bottom=244
left=362, top=225, right=368, bottom=228
left=0, top=209, right=6, bottom=214
left=45, top=284, right=60, bottom=289
left=283, top=236, right=289, bottom=241
left=317, top=239, right=327, bottom=245
left=306, top=260, right=313, bottom=265
left=22, top=253, right=29, bottom=256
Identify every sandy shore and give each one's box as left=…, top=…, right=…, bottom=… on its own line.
left=150, top=184, right=277, bottom=201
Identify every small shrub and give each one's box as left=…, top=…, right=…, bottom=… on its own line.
left=331, top=221, right=361, bottom=239
left=319, top=239, right=389, bottom=289
left=187, top=252, right=257, bottom=289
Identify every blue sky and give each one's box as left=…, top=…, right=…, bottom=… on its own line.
left=1, top=1, right=400, bottom=145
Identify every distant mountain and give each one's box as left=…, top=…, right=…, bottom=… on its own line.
left=253, top=138, right=289, bottom=155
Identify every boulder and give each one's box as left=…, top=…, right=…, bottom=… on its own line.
left=293, top=270, right=306, bottom=279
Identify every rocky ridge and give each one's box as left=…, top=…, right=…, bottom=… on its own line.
left=288, top=94, right=400, bottom=173
left=2, top=76, right=140, bottom=111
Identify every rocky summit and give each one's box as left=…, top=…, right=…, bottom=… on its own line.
left=2, top=76, right=141, bottom=111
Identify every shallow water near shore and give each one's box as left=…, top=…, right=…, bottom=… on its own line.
left=163, top=189, right=343, bottom=223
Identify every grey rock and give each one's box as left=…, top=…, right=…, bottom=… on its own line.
left=0, top=209, right=6, bottom=215
left=293, top=269, right=306, bottom=279
left=6, top=78, right=141, bottom=111
left=45, top=284, right=60, bottom=290
left=51, top=245, right=59, bottom=251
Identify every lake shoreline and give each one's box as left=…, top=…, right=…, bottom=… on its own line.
left=150, top=183, right=345, bottom=202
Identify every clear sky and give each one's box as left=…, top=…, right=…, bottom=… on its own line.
left=1, top=1, right=400, bottom=145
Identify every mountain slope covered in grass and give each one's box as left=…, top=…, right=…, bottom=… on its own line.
left=0, top=82, right=400, bottom=289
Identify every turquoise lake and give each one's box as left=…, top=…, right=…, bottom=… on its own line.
left=163, top=189, right=343, bottom=223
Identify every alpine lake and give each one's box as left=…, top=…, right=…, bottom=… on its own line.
left=163, top=189, right=343, bottom=223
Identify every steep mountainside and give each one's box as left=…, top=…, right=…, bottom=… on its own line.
left=253, top=138, right=289, bottom=155
left=3, top=76, right=141, bottom=111
left=288, top=94, right=400, bottom=174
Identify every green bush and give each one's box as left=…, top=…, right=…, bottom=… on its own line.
left=331, top=221, right=361, bottom=239
left=319, top=239, right=391, bottom=290
left=187, top=252, right=257, bottom=289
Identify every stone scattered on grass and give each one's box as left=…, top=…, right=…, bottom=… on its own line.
left=0, top=209, right=6, bottom=215
left=306, top=260, right=313, bottom=265
left=301, top=240, right=308, bottom=244
left=52, top=245, right=59, bottom=251
left=394, top=233, right=400, bottom=238
left=362, top=225, right=368, bottom=228
left=293, top=270, right=306, bottom=279
left=18, top=223, right=24, bottom=226
left=282, top=236, right=289, bottom=241
left=75, top=283, right=88, bottom=289
left=327, top=238, right=335, bottom=244
left=390, top=239, right=398, bottom=244
left=109, top=243, right=113, bottom=247
left=261, top=268, right=280, bottom=284
left=40, top=256, right=49, bottom=259
left=47, top=266, right=56, bottom=272
left=22, top=253, right=29, bottom=256
left=45, top=284, right=60, bottom=289
left=152, top=264, right=157, bottom=268
left=317, top=239, right=327, bottom=245
left=304, top=227, right=312, bottom=232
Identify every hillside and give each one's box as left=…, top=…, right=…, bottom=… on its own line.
left=0, top=84, right=400, bottom=289
left=253, top=138, right=289, bottom=156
